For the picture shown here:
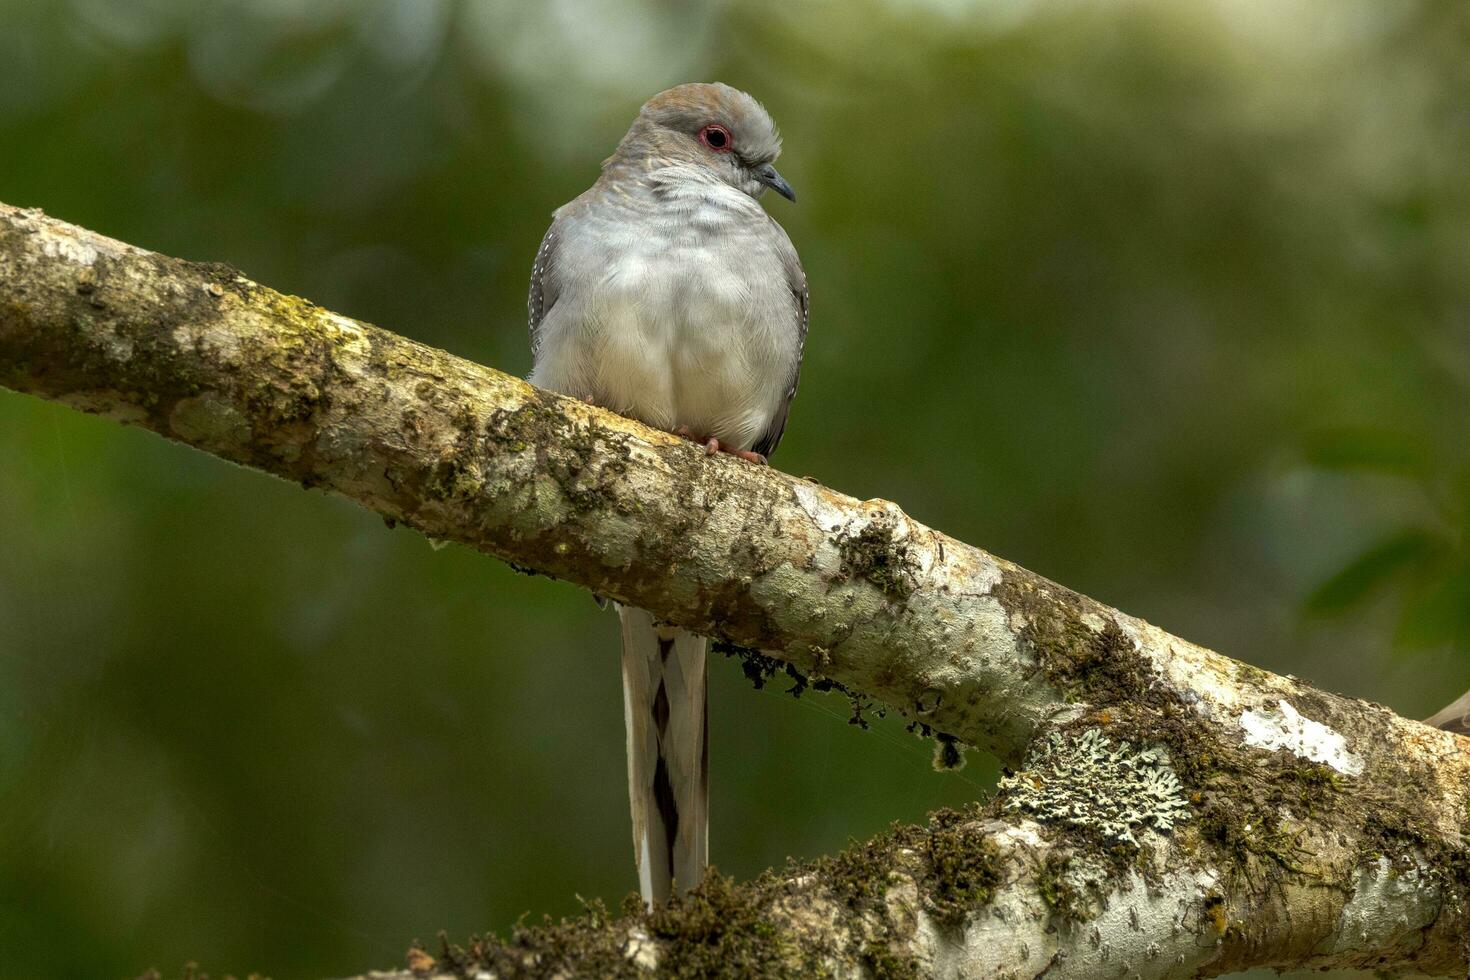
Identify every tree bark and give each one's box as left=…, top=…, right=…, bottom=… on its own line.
left=3, top=201, right=1467, bottom=978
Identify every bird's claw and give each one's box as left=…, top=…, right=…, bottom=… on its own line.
left=702, top=436, right=766, bottom=465
left=671, top=427, right=767, bottom=465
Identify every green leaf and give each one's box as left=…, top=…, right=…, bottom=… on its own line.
left=1305, top=528, right=1442, bottom=613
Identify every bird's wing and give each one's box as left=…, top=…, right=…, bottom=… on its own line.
left=527, top=221, right=562, bottom=360
left=752, top=219, right=808, bottom=461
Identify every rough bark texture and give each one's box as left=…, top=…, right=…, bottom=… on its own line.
left=3, top=201, right=1468, bottom=978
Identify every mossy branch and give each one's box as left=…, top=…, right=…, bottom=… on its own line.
left=4, top=201, right=1469, bottom=978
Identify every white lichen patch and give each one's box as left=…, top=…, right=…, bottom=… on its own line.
left=999, top=728, right=1190, bottom=845
left=1239, top=699, right=1364, bottom=776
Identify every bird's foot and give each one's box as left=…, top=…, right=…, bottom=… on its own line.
left=701, top=435, right=767, bottom=465
left=672, top=426, right=767, bottom=465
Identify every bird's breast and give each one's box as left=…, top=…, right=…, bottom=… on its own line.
left=542, top=198, right=795, bottom=450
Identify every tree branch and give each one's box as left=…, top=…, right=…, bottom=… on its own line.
left=3, top=201, right=1467, bottom=978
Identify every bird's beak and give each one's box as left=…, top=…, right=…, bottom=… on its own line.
left=754, top=163, right=796, bottom=203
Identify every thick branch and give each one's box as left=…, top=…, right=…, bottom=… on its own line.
left=4, top=202, right=1468, bottom=977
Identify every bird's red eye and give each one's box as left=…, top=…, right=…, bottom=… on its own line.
left=698, top=124, right=732, bottom=152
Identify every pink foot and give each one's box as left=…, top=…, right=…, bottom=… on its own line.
left=701, top=435, right=767, bottom=465
left=670, top=427, right=767, bottom=465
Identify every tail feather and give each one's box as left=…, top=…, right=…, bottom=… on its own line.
left=620, top=606, right=708, bottom=904
left=1427, top=688, right=1470, bottom=736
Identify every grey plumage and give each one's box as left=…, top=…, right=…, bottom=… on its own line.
left=527, top=82, right=806, bottom=902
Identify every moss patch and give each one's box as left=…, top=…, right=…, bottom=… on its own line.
left=436, top=806, right=1005, bottom=979
left=992, top=571, right=1153, bottom=705
left=860, top=938, right=922, bottom=979
left=441, top=875, right=811, bottom=975
left=440, top=876, right=810, bottom=979
left=1035, top=851, right=1089, bottom=922
left=918, top=808, right=1004, bottom=926
left=833, top=510, right=918, bottom=599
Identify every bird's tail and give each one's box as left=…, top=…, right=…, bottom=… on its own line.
left=1427, top=688, right=1470, bottom=736
left=619, top=606, right=708, bottom=904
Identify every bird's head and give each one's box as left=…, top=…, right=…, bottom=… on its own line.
left=611, top=82, right=796, bottom=203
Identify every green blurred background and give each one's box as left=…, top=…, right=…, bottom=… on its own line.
left=2, top=1, right=1468, bottom=977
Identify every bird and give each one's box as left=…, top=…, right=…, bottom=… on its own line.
left=526, top=83, right=807, bottom=904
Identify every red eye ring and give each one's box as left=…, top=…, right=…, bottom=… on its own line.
left=698, top=124, right=732, bottom=153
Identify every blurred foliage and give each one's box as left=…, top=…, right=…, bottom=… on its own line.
left=1302, top=426, right=1470, bottom=653
left=1, top=0, right=1467, bottom=977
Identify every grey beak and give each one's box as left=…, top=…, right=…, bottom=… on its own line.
left=754, top=163, right=796, bottom=203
